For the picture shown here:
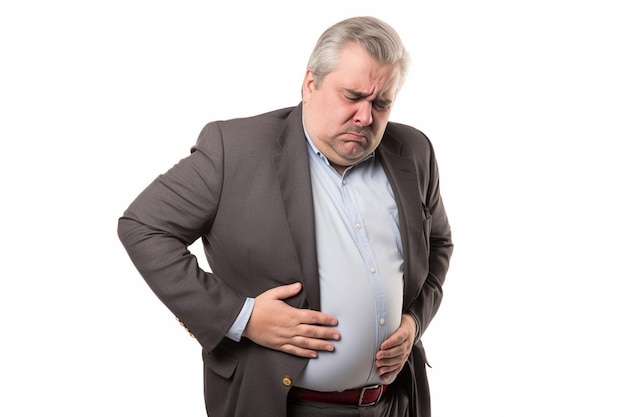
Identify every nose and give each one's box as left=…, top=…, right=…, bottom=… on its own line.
left=353, top=101, right=373, bottom=126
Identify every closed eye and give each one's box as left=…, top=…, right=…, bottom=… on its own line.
left=373, top=98, right=392, bottom=110
left=344, top=93, right=392, bottom=110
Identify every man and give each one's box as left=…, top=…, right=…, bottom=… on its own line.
left=118, top=16, right=453, bottom=417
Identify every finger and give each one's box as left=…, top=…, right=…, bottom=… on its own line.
left=379, top=330, right=409, bottom=351
left=280, top=344, right=321, bottom=359
left=376, top=344, right=403, bottom=360
left=296, top=325, right=340, bottom=343
left=279, top=334, right=336, bottom=358
left=267, top=281, right=303, bottom=300
left=375, top=354, right=402, bottom=368
left=376, top=358, right=404, bottom=375
left=291, top=335, right=336, bottom=352
left=298, top=310, right=339, bottom=327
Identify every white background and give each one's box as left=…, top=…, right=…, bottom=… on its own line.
left=1, top=1, right=625, bottom=416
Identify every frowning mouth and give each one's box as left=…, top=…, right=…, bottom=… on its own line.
left=342, top=128, right=372, bottom=143
left=344, top=132, right=366, bottom=141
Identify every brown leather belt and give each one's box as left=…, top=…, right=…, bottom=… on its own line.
left=289, top=384, right=388, bottom=407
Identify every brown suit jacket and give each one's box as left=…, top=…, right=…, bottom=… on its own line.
left=118, top=104, right=453, bottom=417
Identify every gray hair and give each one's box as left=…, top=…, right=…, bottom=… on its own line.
left=307, top=16, right=410, bottom=89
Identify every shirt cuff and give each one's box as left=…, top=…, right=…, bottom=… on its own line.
left=226, top=297, right=255, bottom=342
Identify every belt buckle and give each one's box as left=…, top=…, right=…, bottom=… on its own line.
left=358, top=384, right=383, bottom=407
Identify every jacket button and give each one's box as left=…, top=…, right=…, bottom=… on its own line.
left=175, top=317, right=195, bottom=338
left=282, top=376, right=293, bottom=387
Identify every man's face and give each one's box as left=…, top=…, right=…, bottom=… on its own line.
left=302, top=42, right=401, bottom=173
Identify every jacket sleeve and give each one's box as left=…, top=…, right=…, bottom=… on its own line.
left=117, top=122, right=245, bottom=352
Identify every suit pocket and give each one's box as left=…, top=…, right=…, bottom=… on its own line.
left=204, top=345, right=238, bottom=379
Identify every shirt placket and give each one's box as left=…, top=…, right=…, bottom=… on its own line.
left=340, top=171, right=388, bottom=381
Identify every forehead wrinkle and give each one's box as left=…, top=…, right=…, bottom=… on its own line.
left=345, top=86, right=375, bottom=98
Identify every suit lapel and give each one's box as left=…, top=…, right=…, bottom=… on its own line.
left=378, top=135, right=426, bottom=305
left=271, top=105, right=321, bottom=310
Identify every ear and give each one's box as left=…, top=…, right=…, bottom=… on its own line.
left=301, top=69, right=316, bottom=101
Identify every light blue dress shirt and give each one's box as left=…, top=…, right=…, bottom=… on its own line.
left=294, top=130, right=405, bottom=391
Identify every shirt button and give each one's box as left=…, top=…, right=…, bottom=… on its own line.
left=379, top=318, right=385, bottom=326
left=370, top=267, right=376, bottom=274
left=355, top=223, right=361, bottom=230
left=342, top=179, right=348, bottom=185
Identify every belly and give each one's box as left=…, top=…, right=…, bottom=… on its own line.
left=295, top=267, right=403, bottom=392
